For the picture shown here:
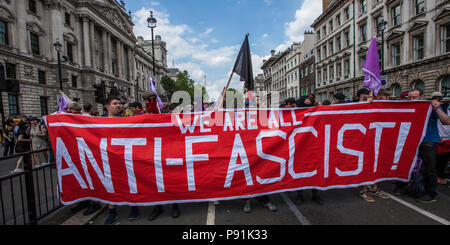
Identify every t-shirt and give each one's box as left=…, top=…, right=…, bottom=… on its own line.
left=423, top=107, right=442, bottom=143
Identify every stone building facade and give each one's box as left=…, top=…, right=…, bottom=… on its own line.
left=312, top=0, right=450, bottom=101
left=298, top=31, right=316, bottom=97
left=0, top=0, right=167, bottom=119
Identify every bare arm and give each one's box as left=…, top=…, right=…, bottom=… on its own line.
left=432, top=100, right=450, bottom=125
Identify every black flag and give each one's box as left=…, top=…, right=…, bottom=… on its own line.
left=232, top=34, right=254, bottom=91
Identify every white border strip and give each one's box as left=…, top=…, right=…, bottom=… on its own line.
left=48, top=122, right=174, bottom=128
left=305, top=109, right=415, bottom=117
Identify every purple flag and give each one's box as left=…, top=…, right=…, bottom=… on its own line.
left=148, top=76, right=165, bottom=110
left=58, top=90, right=72, bottom=112
left=363, top=35, right=382, bottom=96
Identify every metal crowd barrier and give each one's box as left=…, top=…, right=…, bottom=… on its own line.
left=0, top=148, right=60, bottom=225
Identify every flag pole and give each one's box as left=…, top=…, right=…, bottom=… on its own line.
left=217, top=33, right=250, bottom=110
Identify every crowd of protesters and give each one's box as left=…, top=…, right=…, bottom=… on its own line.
left=3, top=86, right=448, bottom=224
left=280, top=87, right=450, bottom=204
left=0, top=115, right=52, bottom=173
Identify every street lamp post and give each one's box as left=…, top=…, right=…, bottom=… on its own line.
left=147, top=11, right=157, bottom=83
left=53, top=38, right=63, bottom=91
left=377, top=19, right=388, bottom=74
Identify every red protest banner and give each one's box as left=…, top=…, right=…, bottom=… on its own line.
left=45, top=101, right=431, bottom=206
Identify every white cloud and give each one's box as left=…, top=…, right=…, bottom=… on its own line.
left=177, top=62, right=206, bottom=81
left=262, top=33, right=269, bottom=38
left=284, top=0, right=321, bottom=43
left=133, top=7, right=239, bottom=68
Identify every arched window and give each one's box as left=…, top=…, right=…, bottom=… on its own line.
left=390, top=83, right=402, bottom=97
left=438, top=75, right=450, bottom=96
left=412, top=80, right=425, bottom=92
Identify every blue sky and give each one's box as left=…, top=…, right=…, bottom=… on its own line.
left=126, top=0, right=322, bottom=100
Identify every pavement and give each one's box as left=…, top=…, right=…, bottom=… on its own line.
left=52, top=181, right=450, bottom=225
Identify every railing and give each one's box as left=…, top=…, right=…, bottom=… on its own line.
left=0, top=148, right=60, bottom=225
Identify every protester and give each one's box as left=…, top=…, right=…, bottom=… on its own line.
left=285, top=98, right=296, bottom=108
left=358, top=91, right=391, bottom=202
left=332, top=93, right=346, bottom=104
left=294, top=98, right=324, bottom=205
left=322, top=100, right=331, bottom=105
left=66, top=102, right=83, bottom=115
left=399, top=91, right=409, bottom=101
left=376, top=89, right=392, bottom=100
left=143, top=92, right=160, bottom=114
left=435, top=94, right=450, bottom=185
left=357, top=88, right=371, bottom=102
left=83, top=103, right=94, bottom=116
left=408, top=89, right=449, bottom=203
left=29, top=116, right=49, bottom=167
left=11, top=121, right=31, bottom=173
left=3, top=124, right=16, bottom=157
left=129, top=102, right=146, bottom=116
left=103, top=96, right=125, bottom=224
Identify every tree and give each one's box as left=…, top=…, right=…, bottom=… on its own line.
left=161, top=70, right=209, bottom=104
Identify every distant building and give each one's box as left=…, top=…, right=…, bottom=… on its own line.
left=312, top=0, right=450, bottom=101
left=0, top=0, right=168, bottom=118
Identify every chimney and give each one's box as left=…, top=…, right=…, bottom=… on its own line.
left=322, top=0, right=332, bottom=12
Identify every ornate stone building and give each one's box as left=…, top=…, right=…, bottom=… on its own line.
left=0, top=0, right=167, bottom=118
left=312, top=0, right=450, bottom=101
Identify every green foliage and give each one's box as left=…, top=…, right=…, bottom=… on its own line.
left=160, top=70, right=209, bottom=102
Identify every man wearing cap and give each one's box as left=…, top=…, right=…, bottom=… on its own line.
left=143, top=92, right=160, bottom=114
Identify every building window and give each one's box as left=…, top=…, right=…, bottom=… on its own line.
left=390, top=84, right=402, bottom=97
left=345, top=6, right=350, bottom=20
left=414, top=0, right=425, bottom=16
left=323, top=25, right=327, bottom=36
left=30, top=32, right=40, bottom=55
left=360, top=24, right=367, bottom=42
left=360, top=0, right=367, bottom=13
left=441, top=23, right=450, bottom=54
left=66, top=42, right=74, bottom=62
left=392, top=42, right=401, bottom=67
left=345, top=31, right=350, bottom=47
left=8, top=94, right=19, bottom=115
left=329, top=20, right=333, bottom=32
left=38, top=70, right=46, bottom=84
left=5, top=63, right=16, bottom=79
left=28, top=0, right=37, bottom=14
left=40, top=96, right=48, bottom=116
left=329, top=64, right=335, bottom=80
left=336, top=14, right=341, bottom=26
left=71, top=75, right=77, bottom=87
left=0, top=20, right=8, bottom=45
left=392, top=5, right=401, bottom=26
left=439, top=75, right=450, bottom=95
left=344, top=59, right=350, bottom=78
left=413, top=80, right=425, bottom=91
left=337, top=62, right=342, bottom=79
left=317, top=30, right=321, bottom=41
left=323, top=45, right=327, bottom=58
left=337, top=35, right=342, bottom=51
left=413, top=32, right=424, bottom=61
left=65, top=12, right=71, bottom=26
left=329, top=40, right=334, bottom=55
